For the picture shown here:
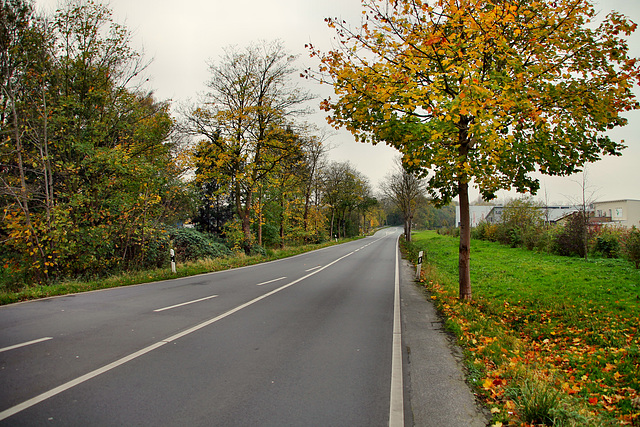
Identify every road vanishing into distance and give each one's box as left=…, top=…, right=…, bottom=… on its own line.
left=0, top=228, right=405, bottom=426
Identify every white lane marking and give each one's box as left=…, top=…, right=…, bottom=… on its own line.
left=304, top=265, right=322, bottom=272
left=153, top=295, right=218, bottom=312
left=0, top=247, right=360, bottom=421
left=0, top=337, right=53, bottom=354
left=389, top=236, right=405, bottom=427
left=256, top=277, right=287, bottom=286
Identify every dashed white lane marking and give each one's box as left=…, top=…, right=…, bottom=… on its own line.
left=305, top=266, right=322, bottom=272
left=0, top=337, right=53, bottom=353
left=256, top=277, right=287, bottom=286
left=153, top=295, right=218, bottom=312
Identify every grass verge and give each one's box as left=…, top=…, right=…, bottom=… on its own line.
left=402, top=230, right=640, bottom=427
left=0, top=239, right=353, bottom=306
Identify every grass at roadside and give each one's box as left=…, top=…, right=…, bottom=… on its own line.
left=403, top=230, right=640, bottom=427
left=0, top=239, right=352, bottom=306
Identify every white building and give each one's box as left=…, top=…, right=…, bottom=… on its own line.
left=591, top=200, right=640, bottom=229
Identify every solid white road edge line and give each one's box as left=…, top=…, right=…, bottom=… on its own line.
left=0, top=337, right=53, bottom=354
left=153, top=295, right=219, bottom=312
left=256, top=277, right=287, bottom=286
left=389, top=235, right=405, bottom=427
left=0, top=246, right=362, bottom=422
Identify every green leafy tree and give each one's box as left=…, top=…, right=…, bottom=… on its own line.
left=1, top=1, right=186, bottom=283
left=320, top=161, right=371, bottom=239
left=185, top=41, right=313, bottom=253
left=308, top=0, right=640, bottom=300
left=499, top=197, right=544, bottom=248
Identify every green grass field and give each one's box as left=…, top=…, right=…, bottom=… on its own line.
left=404, top=230, right=639, bottom=427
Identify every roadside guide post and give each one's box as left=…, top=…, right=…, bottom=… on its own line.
left=170, top=248, right=176, bottom=274
left=416, top=250, right=424, bottom=279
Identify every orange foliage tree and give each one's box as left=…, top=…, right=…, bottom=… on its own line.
left=307, top=0, right=640, bottom=300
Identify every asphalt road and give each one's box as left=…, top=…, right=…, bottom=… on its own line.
left=0, top=228, right=405, bottom=426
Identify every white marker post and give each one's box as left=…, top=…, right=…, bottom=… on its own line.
left=170, top=249, right=176, bottom=274
left=416, top=250, right=424, bottom=279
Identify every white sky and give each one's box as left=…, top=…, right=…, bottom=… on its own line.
left=35, top=0, right=640, bottom=205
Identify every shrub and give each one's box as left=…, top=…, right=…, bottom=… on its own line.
left=472, top=221, right=490, bottom=240
left=621, top=226, right=640, bottom=269
left=249, top=244, right=267, bottom=256
left=554, top=212, right=587, bottom=258
left=593, top=227, right=622, bottom=258
left=169, top=227, right=231, bottom=262
left=438, top=226, right=460, bottom=237
left=534, top=227, right=556, bottom=253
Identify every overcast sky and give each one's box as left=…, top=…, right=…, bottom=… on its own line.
left=35, top=0, right=640, bottom=205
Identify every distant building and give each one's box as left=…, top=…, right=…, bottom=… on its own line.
left=482, top=205, right=579, bottom=225
left=590, top=200, right=640, bottom=229
left=455, top=205, right=495, bottom=227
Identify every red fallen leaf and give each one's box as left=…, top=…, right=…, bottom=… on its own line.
left=588, top=397, right=598, bottom=405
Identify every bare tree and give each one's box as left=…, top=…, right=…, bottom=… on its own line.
left=381, top=159, right=425, bottom=242
left=569, top=167, right=600, bottom=260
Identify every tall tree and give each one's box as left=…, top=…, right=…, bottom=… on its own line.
left=321, top=161, right=371, bottom=239
left=185, top=41, right=313, bottom=252
left=1, top=1, right=185, bottom=281
left=1, top=0, right=43, bottom=277
left=308, top=0, right=640, bottom=300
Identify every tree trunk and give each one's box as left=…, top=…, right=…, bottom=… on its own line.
left=257, top=189, right=263, bottom=246
left=241, top=194, right=253, bottom=254
left=458, top=179, right=472, bottom=301
left=280, top=193, right=285, bottom=249
left=329, top=209, right=335, bottom=239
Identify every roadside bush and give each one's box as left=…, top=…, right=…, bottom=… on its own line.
left=133, top=228, right=172, bottom=270
left=491, top=197, right=546, bottom=249
left=169, top=227, right=231, bottom=262
left=438, top=226, right=460, bottom=237
left=472, top=221, right=489, bottom=240
left=483, top=223, right=500, bottom=242
left=533, top=227, right=556, bottom=253
left=554, top=212, right=587, bottom=258
left=621, top=226, right=640, bottom=269
left=521, top=226, right=541, bottom=251
left=593, top=227, right=622, bottom=258
left=493, top=222, right=514, bottom=246
left=249, top=244, right=267, bottom=256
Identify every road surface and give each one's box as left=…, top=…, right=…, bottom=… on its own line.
left=0, top=228, right=405, bottom=426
